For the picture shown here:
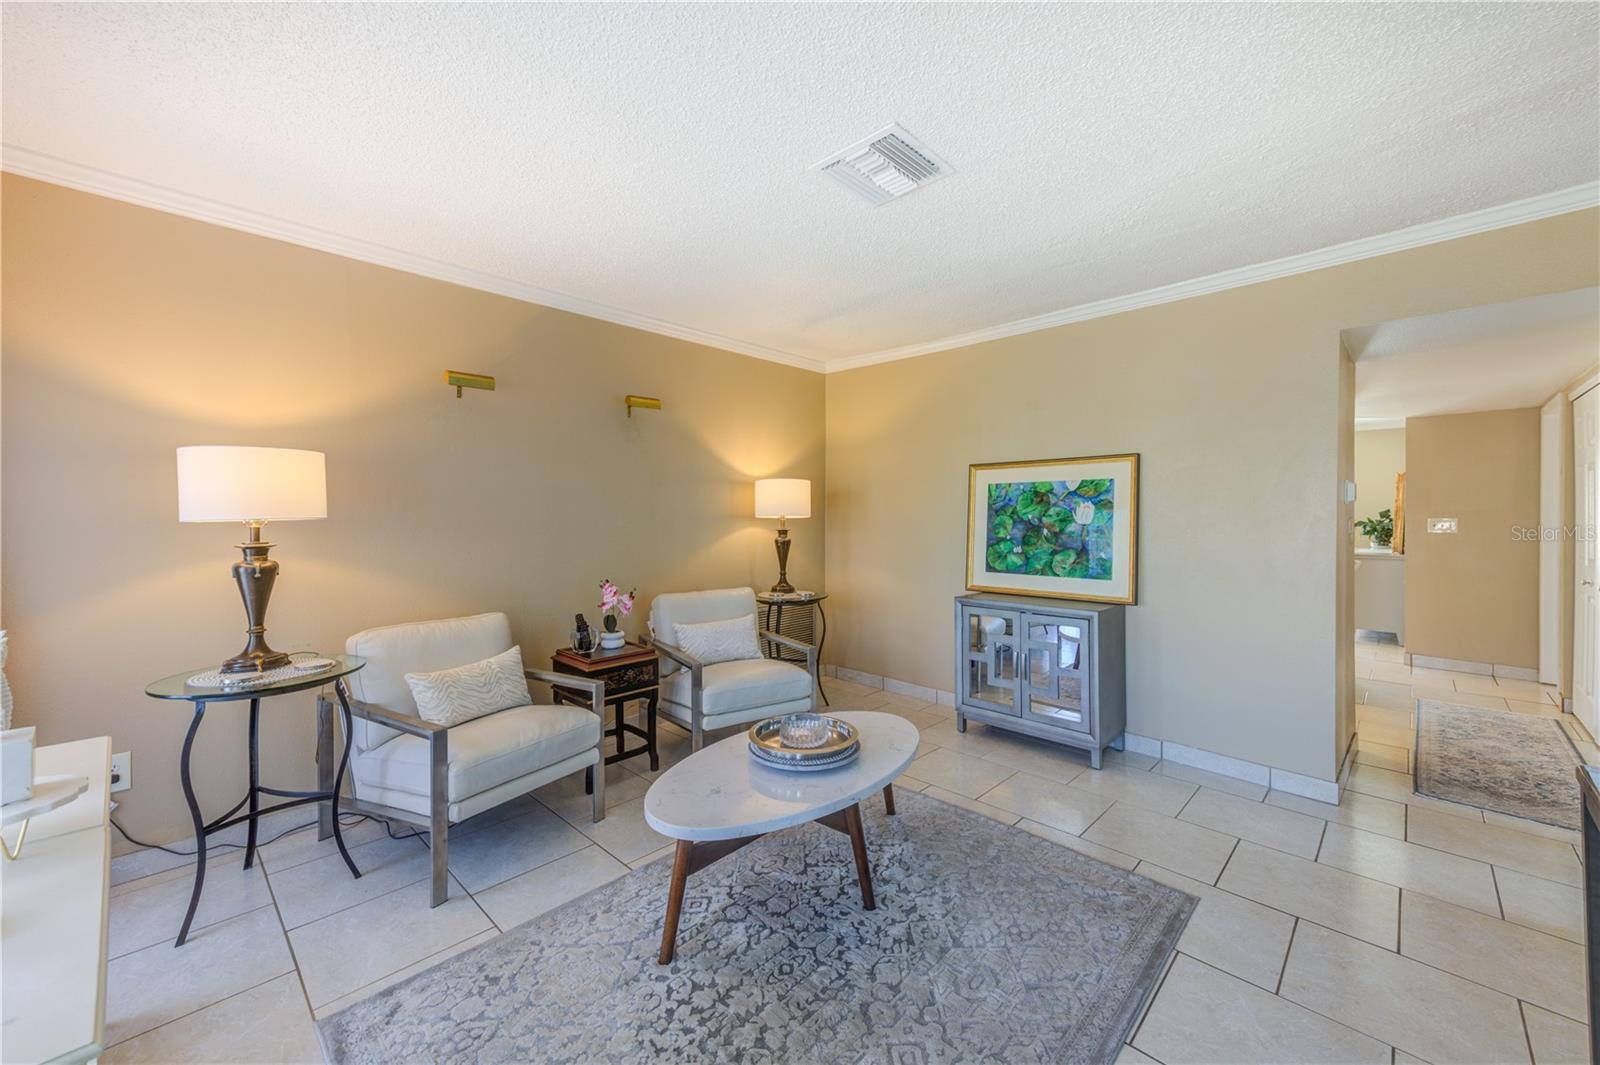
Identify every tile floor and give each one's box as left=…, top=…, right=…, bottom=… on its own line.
left=102, top=657, right=1595, bottom=1064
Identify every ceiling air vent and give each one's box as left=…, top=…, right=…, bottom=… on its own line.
left=813, top=124, right=952, bottom=206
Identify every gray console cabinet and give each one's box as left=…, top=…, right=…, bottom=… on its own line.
left=954, top=593, right=1126, bottom=768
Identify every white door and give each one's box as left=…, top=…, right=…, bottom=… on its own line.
left=1574, top=385, right=1599, bottom=736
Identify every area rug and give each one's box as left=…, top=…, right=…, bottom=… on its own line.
left=318, top=789, right=1195, bottom=1064
left=1414, top=699, right=1584, bottom=829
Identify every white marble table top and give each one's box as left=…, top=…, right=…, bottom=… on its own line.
left=644, top=711, right=919, bottom=842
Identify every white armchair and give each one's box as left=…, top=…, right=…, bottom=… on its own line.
left=320, top=612, right=604, bottom=907
left=648, top=588, right=817, bottom=750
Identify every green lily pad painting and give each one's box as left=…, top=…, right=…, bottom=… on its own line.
left=985, top=479, right=1114, bottom=580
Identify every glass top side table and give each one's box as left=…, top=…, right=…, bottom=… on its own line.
left=144, top=654, right=365, bottom=946
left=755, top=591, right=829, bottom=707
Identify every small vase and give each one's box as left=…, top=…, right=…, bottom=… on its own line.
left=600, top=630, right=626, bottom=651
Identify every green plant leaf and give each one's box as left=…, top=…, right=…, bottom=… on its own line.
left=1050, top=549, right=1078, bottom=576
left=1075, top=478, right=1112, bottom=497
left=1016, top=491, right=1048, bottom=520
left=1042, top=505, right=1073, bottom=530
left=990, top=512, right=1014, bottom=538
left=987, top=542, right=1025, bottom=572
left=988, top=483, right=1008, bottom=506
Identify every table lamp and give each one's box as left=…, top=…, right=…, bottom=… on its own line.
left=177, top=446, right=327, bottom=674
left=754, top=478, right=811, bottom=594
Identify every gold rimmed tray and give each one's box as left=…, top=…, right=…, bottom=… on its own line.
left=747, top=714, right=858, bottom=761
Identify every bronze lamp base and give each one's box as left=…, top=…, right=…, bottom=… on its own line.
left=770, top=526, right=795, bottom=594
left=222, top=522, right=292, bottom=674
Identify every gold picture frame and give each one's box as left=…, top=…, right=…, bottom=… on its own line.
left=966, top=453, right=1139, bottom=604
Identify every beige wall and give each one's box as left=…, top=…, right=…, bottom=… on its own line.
left=0, top=175, right=826, bottom=850
left=1354, top=429, right=1406, bottom=547
left=826, top=210, right=1598, bottom=783
left=1404, top=409, right=1541, bottom=668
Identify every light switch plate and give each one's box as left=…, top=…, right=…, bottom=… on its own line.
left=1427, top=517, right=1458, bottom=534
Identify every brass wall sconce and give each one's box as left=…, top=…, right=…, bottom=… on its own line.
left=445, top=370, right=496, bottom=398
left=625, top=395, right=662, bottom=418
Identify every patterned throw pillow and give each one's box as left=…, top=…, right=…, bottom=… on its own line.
left=405, top=645, right=531, bottom=727
left=673, top=614, right=762, bottom=665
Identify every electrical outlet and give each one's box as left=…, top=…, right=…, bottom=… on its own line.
left=110, top=751, right=131, bottom=793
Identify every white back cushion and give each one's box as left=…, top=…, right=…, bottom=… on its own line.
left=673, top=615, right=761, bottom=665
left=346, top=612, right=514, bottom=750
left=649, top=588, right=758, bottom=673
left=405, top=645, right=531, bottom=728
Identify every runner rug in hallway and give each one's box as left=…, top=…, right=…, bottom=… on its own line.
left=1415, top=699, right=1584, bottom=829
left=318, top=789, right=1195, bottom=1064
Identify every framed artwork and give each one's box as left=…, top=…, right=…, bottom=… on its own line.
left=966, top=454, right=1139, bottom=604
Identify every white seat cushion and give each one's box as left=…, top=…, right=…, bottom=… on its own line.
left=353, top=703, right=599, bottom=803
left=662, top=657, right=813, bottom=717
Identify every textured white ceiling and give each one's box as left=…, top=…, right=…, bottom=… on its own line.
left=3, top=3, right=1597, bottom=368
left=1348, top=288, right=1599, bottom=424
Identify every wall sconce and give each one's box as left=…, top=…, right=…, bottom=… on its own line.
left=445, top=370, right=495, bottom=398
left=625, top=395, right=662, bottom=418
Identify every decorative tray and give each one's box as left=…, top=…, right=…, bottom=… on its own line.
left=748, top=714, right=859, bottom=771
left=749, top=743, right=859, bottom=772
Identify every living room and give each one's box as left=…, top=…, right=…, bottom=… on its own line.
left=2, top=4, right=1598, bottom=1064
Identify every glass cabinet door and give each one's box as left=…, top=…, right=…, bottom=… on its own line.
left=1022, top=614, right=1091, bottom=733
left=961, top=607, right=1021, bottom=715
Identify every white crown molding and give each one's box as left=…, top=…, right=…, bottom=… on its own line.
left=825, top=181, right=1600, bottom=374
left=1355, top=418, right=1407, bottom=431
left=1, top=145, right=826, bottom=374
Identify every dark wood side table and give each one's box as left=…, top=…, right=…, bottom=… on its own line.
left=756, top=591, right=829, bottom=706
left=549, top=643, right=660, bottom=771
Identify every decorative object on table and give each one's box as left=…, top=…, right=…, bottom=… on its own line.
left=747, top=713, right=860, bottom=771
left=0, top=629, right=13, bottom=730
left=444, top=369, right=495, bottom=398
left=317, top=775, right=1196, bottom=1064
left=1, top=725, right=36, bottom=805
left=1354, top=507, right=1396, bottom=550
left=624, top=394, right=662, bottom=417
left=572, top=613, right=595, bottom=653
left=648, top=587, right=818, bottom=750
left=1, top=773, right=89, bottom=861
left=754, top=478, right=812, bottom=594
left=967, top=454, right=1139, bottom=605
left=184, top=651, right=335, bottom=690
left=550, top=641, right=661, bottom=771
left=954, top=592, right=1126, bottom=768
left=598, top=580, right=636, bottom=650
left=1415, top=699, right=1581, bottom=829
left=176, top=445, right=328, bottom=674
left=146, top=654, right=367, bottom=944
left=756, top=590, right=830, bottom=706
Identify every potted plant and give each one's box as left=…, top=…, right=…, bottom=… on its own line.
left=597, top=580, right=636, bottom=650
left=1354, top=509, right=1395, bottom=550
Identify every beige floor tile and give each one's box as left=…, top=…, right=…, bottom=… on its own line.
left=1342, top=764, right=1417, bottom=804
left=1522, top=1003, right=1591, bottom=1065
left=1134, top=863, right=1295, bottom=991
left=1413, top=685, right=1513, bottom=712
left=1067, top=764, right=1198, bottom=817
left=1265, top=788, right=1406, bottom=840
left=907, top=747, right=1016, bottom=798
left=1355, top=739, right=1410, bottom=773
left=1316, top=822, right=1500, bottom=916
left=1361, top=679, right=1416, bottom=710
left=311, top=929, right=499, bottom=1018
left=1401, top=891, right=1586, bottom=1021
left=1481, top=809, right=1582, bottom=846
left=256, top=816, right=392, bottom=873
left=918, top=784, right=1021, bottom=825
left=472, top=844, right=629, bottom=930
left=1133, top=954, right=1388, bottom=1064
left=267, top=832, right=430, bottom=929
left=1115, top=1045, right=1159, bottom=1064
left=1178, top=787, right=1324, bottom=859
left=1455, top=673, right=1556, bottom=702
left=1508, top=698, right=1564, bottom=719
left=628, top=843, right=676, bottom=869
left=288, top=876, right=492, bottom=1008
left=1356, top=719, right=1417, bottom=750
left=101, top=972, right=320, bottom=1065
left=1083, top=802, right=1237, bottom=883
left=1368, top=661, right=1428, bottom=685
left=1019, top=819, right=1138, bottom=869
left=1103, top=747, right=1162, bottom=772
left=1153, top=760, right=1268, bottom=801
left=894, top=775, right=930, bottom=793
left=534, top=762, right=649, bottom=823
left=446, top=803, right=591, bottom=893
left=105, top=907, right=295, bottom=1046
left=978, top=771, right=1113, bottom=834
left=1372, top=644, right=1409, bottom=664
left=1217, top=841, right=1398, bottom=949
left=974, top=732, right=1093, bottom=785
left=917, top=719, right=1009, bottom=758
left=1393, top=1053, right=1428, bottom=1065
left=1357, top=704, right=1415, bottom=731
left=1280, top=921, right=1529, bottom=1064
left=1407, top=806, right=1581, bottom=886
left=573, top=794, right=673, bottom=864
left=1495, top=865, right=1584, bottom=943
left=108, top=852, right=272, bottom=959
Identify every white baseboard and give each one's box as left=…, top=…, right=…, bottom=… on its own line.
left=1122, top=732, right=1163, bottom=759
left=833, top=666, right=884, bottom=689
left=1160, top=740, right=1272, bottom=786
left=1493, top=663, right=1540, bottom=682
left=883, top=676, right=939, bottom=703
left=1270, top=767, right=1341, bottom=804
left=1410, top=654, right=1494, bottom=676
left=936, top=689, right=957, bottom=708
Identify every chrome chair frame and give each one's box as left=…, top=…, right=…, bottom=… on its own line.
left=649, top=629, right=818, bottom=750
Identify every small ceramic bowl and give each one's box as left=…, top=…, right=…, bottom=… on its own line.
left=778, top=713, right=832, bottom=749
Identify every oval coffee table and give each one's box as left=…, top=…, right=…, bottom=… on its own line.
left=643, top=710, right=919, bottom=964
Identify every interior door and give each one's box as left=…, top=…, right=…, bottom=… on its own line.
left=1575, top=386, right=1599, bottom=737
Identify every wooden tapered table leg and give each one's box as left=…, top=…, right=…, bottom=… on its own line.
left=882, top=783, right=896, bottom=815
left=658, top=839, right=694, bottom=965
left=843, top=803, right=876, bottom=910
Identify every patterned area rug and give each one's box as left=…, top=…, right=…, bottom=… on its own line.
left=319, top=789, right=1195, bottom=1064
left=1414, top=699, right=1584, bottom=829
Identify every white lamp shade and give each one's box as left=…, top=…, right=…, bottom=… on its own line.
left=754, top=478, right=811, bottom=519
left=177, top=446, right=327, bottom=523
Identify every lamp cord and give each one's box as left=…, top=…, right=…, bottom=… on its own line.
left=111, top=811, right=422, bottom=857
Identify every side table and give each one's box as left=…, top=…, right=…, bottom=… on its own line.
left=144, top=654, right=365, bottom=946
left=550, top=643, right=660, bottom=771
left=756, top=591, right=829, bottom=706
